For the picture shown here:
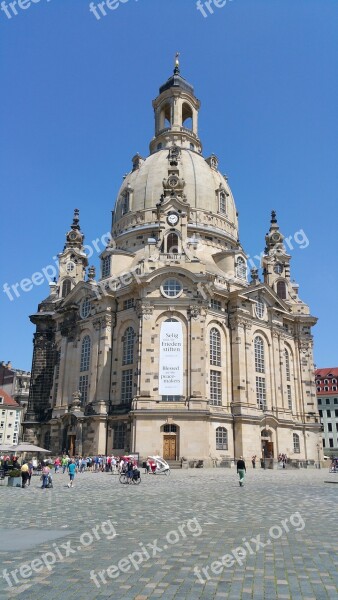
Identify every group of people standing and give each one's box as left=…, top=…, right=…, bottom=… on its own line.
left=53, top=455, right=120, bottom=473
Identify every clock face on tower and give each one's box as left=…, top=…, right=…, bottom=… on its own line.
left=167, top=213, right=179, bottom=226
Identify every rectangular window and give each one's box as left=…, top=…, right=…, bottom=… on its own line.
left=329, top=439, right=334, bottom=448
left=123, top=298, right=134, bottom=310
left=287, top=385, right=292, bottom=411
left=327, top=410, right=331, bottom=418
left=256, top=376, right=267, bottom=410
left=162, top=396, right=181, bottom=402
left=53, top=383, right=58, bottom=403
left=293, top=436, right=300, bottom=453
left=216, top=428, right=228, bottom=450
left=0, top=397, right=3, bottom=404
left=336, top=423, right=338, bottom=432
left=55, top=350, right=61, bottom=380
left=121, top=369, right=133, bottom=405
left=335, top=410, right=338, bottom=417
left=328, top=423, right=333, bottom=432
left=326, top=399, right=330, bottom=404
left=319, top=409, right=322, bottom=417
left=80, top=341, right=91, bottom=372
left=102, top=255, right=111, bottom=279
left=210, top=299, right=222, bottom=311
left=78, top=375, right=89, bottom=405
left=113, top=423, right=126, bottom=449
left=318, top=398, right=322, bottom=405
left=334, top=398, right=338, bottom=404
left=210, top=370, right=222, bottom=406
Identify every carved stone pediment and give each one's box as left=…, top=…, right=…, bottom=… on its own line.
left=135, top=300, right=153, bottom=319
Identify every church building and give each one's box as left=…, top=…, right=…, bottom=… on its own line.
left=23, top=60, right=321, bottom=465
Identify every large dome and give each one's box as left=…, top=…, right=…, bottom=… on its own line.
left=114, top=148, right=238, bottom=241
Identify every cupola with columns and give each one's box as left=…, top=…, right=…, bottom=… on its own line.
left=150, top=53, right=202, bottom=154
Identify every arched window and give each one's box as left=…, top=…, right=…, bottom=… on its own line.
left=236, top=257, right=247, bottom=280
left=210, top=328, right=221, bottom=367
left=62, top=279, right=71, bottom=298
left=102, top=255, right=111, bottom=279
left=166, top=232, right=179, bottom=254
left=123, top=327, right=135, bottom=365
left=182, top=102, right=193, bottom=129
left=216, top=427, right=228, bottom=450
left=254, top=336, right=265, bottom=373
left=162, top=103, right=171, bottom=128
left=276, top=281, right=287, bottom=300
left=285, top=349, right=291, bottom=381
left=121, top=192, right=130, bottom=216
left=80, top=336, right=91, bottom=372
left=293, top=433, right=300, bottom=453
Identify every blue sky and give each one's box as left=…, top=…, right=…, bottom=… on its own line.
left=0, top=0, right=337, bottom=371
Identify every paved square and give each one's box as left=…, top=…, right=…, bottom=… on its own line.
left=0, top=468, right=337, bottom=599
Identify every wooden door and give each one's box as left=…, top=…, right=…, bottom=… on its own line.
left=163, top=436, right=176, bottom=460
left=266, top=442, right=274, bottom=458
left=68, top=435, right=76, bottom=457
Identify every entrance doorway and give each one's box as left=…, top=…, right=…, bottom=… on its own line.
left=68, top=435, right=76, bottom=457
left=163, top=436, right=176, bottom=460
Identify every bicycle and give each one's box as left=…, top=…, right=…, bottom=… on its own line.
left=119, top=471, right=141, bottom=485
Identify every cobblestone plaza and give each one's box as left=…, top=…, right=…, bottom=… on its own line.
left=0, top=468, right=337, bottom=600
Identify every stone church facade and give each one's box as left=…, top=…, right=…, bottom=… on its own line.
left=23, top=62, right=322, bottom=465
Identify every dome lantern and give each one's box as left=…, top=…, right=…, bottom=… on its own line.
left=150, top=57, right=202, bottom=154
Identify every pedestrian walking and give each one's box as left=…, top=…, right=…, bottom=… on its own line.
left=237, top=456, right=246, bottom=487
left=67, top=460, right=77, bottom=488
left=21, top=462, right=30, bottom=488
left=251, top=455, right=256, bottom=469
left=41, top=463, right=51, bottom=489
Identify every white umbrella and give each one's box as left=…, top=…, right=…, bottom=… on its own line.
left=0, top=443, right=51, bottom=453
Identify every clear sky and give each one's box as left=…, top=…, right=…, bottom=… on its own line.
left=0, top=0, right=337, bottom=372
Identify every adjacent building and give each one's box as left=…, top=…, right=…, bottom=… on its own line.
left=0, top=361, right=30, bottom=441
left=23, top=62, right=321, bottom=465
left=0, top=388, right=23, bottom=446
left=316, top=368, right=338, bottom=452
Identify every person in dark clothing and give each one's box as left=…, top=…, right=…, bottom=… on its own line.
left=237, top=456, right=246, bottom=486
left=127, top=460, right=134, bottom=482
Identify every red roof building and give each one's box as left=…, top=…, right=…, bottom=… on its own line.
left=315, top=368, right=338, bottom=395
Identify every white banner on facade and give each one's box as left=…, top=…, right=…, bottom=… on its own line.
left=159, top=321, right=183, bottom=395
